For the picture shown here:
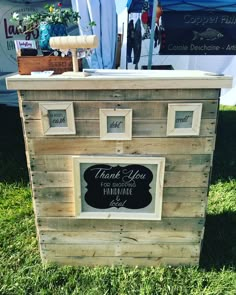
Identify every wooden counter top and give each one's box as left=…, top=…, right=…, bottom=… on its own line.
left=6, top=70, right=232, bottom=90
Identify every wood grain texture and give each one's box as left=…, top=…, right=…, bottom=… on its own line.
left=28, top=137, right=216, bottom=155
left=35, top=201, right=205, bottom=218
left=24, top=118, right=216, bottom=138
left=41, top=243, right=199, bottom=258
left=42, top=255, right=199, bottom=266
left=30, top=154, right=212, bottom=173
left=22, top=100, right=218, bottom=120
left=20, top=89, right=220, bottom=101
left=39, top=230, right=201, bottom=244
left=7, top=72, right=232, bottom=90
left=37, top=217, right=205, bottom=232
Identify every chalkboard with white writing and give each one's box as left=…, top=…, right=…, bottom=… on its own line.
left=84, top=164, right=153, bottom=210
left=73, top=156, right=165, bottom=219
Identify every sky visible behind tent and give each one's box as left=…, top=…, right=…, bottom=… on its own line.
left=115, top=0, right=127, bottom=13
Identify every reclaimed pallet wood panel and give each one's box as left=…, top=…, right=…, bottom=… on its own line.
left=41, top=243, right=199, bottom=258
left=42, top=256, right=199, bottom=266
left=28, top=137, right=216, bottom=155
left=22, top=100, right=218, bottom=120
left=20, top=89, right=220, bottom=101
left=37, top=217, right=205, bottom=232
left=36, top=201, right=205, bottom=218
left=39, top=230, right=202, bottom=244
left=29, top=154, right=212, bottom=173
left=6, top=70, right=231, bottom=267
left=24, top=118, right=216, bottom=138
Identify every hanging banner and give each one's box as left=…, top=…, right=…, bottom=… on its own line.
left=160, top=11, right=236, bottom=55
left=0, top=0, right=76, bottom=72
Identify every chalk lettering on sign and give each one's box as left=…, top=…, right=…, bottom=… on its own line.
left=83, top=164, right=153, bottom=209
left=109, top=121, right=123, bottom=128
left=107, top=116, right=125, bottom=133
left=175, top=111, right=193, bottom=128
left=175, top=115, right=191, bottom=123
left=109, top=196, right=127, bottom=207
left=48, top=110, right=67, bottom=128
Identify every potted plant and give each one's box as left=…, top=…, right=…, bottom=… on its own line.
left=11, top=2, right=95, bottom=53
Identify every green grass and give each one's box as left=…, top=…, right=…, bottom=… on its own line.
left=0, top=106, right=236, bottom=294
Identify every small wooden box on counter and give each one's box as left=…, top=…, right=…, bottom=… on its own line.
left=6, top=70, right=232, bottom=267
left=17, top=56, right=82, bottom=75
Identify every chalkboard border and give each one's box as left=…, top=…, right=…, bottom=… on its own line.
left=73, top=155, right=165, bottom=220
left=166, top=103, right=202, bottom=136
left=99, top=108, right=132, bottom=140
left=39, top=101, right=76, bottom=135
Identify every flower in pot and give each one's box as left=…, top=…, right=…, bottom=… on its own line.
left=11, top=2, right=95, bottom=53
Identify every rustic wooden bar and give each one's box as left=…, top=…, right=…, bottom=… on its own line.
left=6, top=70, right=232, bottom=266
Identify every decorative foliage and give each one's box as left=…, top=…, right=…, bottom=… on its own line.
left=11, top=2, right=95, bottom=33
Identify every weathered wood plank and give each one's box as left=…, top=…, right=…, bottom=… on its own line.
left=31, top=171, right=209, bottom=188
left=39, top=230, right=201, bottom=244
left=24, top=118, right=216, bottom=138
left=30, top=154, right=212, bottom=173
left=28, top=137, right=216, bottom=155
left=37, top=217, right=205, bottom=232
left=34, top=187, right=207, bottom=203
left=12, top=76, right=226, bottom=89
left=162, top=202, right=205, bottom=218
left=21, top=89, right=220, bottom=101
left=42, top=255, right=199, bottom=266
left=31, top=172, right=72, bottom=188
left=36, top=201, right=205, bottom=218
left=41, top=243, right=199, bottom=258
left=163, top=187, right=207, bottom=202
left=22, top=100, right=218, bottom=120
left=164, top=171, right=209, bottom=187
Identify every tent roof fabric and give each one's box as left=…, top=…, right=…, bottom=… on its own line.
left=127, top=0, right=236, bottom=12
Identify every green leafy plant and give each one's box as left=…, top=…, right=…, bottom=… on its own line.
left=11, top=2, right=94, bottom=33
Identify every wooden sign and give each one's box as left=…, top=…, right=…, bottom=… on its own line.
left=73, top=156, right=165, bottom=220
left=99, top=109, right=132, bottom=140
left=40, top=102, right=76, bottom=135
left=166, top=103, right=202, bottom=136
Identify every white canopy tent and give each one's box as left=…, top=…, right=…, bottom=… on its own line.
left=71, top=0, right=117, bottom=69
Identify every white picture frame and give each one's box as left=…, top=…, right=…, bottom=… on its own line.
left=99, top=108, right=132, bottom=140
left=73, top=155, right=165, bottom=220
left=40, top=102, right=76, bottom=135
left=166, top=103, right=202, bottom=136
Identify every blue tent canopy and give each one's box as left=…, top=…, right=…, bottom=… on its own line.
left=127, top=0, right=236, bottom=12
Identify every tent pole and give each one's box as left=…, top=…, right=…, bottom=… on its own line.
left=147, top=0, right=158, bottom=69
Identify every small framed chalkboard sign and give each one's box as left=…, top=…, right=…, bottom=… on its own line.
left=73, top=156, right=165, bottom=220
left=99, top=109, right=132, bottom=140
left=166, top=103, right=202, bottom=136
left=40, top=102, right=76, bottom=135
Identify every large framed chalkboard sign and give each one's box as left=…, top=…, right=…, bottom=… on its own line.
left=73, top=156, right=165, bottom=220
left=166, top=103, right=202, bottom=136
left=40, top=102, right=76, bottom=135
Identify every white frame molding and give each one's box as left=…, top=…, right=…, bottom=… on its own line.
left=166, top=103, right=202, bottom=136
left=40, top=102, right=76, bottom=135
left=99, top=108, right=132, bottom=140
left=73, top=155, right=165, bottom=220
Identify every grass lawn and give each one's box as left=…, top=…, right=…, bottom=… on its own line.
left=0, top=106, right=236, bottom=294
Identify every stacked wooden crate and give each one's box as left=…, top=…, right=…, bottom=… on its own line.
left=6, top=71, right=232, bottom=266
